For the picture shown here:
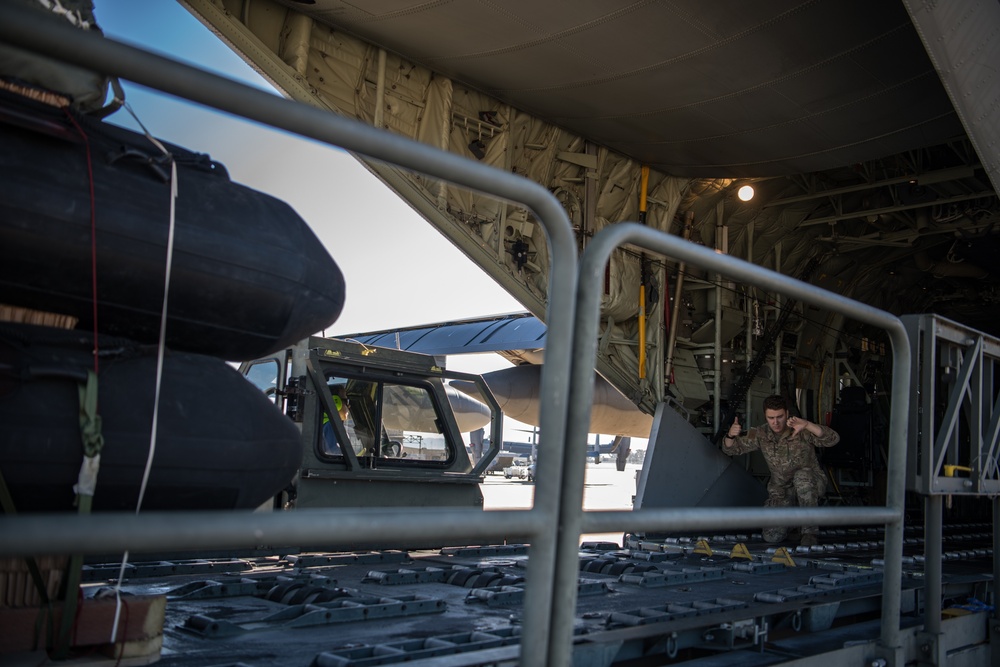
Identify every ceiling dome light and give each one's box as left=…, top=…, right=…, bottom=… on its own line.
left=737, top=185, right=755, bottom=202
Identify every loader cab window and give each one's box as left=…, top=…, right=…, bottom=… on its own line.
left=244, top=359, right=281, bottom=403
left=318, top=373, right=454, bottom=465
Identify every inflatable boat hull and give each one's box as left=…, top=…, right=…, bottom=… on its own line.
left=0, top=90, right=345, bottom=360
left=0, top=324, right=302, bottom=512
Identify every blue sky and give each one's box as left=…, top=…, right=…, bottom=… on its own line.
left=91, top=1, right=522, bottom=375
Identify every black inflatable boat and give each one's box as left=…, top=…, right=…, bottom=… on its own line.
left=0, top=323, right=302, bottom=512
left=0, top=88, right=345, bottom=361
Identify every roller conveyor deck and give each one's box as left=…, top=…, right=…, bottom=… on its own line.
left=74, top=523, right=994, bottom=667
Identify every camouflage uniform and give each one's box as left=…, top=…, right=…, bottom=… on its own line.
left=724, top=423, right=839, bottom=542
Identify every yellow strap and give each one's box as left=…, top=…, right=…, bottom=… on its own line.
left=56, top=370, right=104, bottom=658
left=78, top=369, right=104, bottom=458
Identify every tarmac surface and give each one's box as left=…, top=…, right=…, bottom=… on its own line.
left=480, top=460, right=641, bottom=545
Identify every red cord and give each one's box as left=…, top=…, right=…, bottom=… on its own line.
left=63, top=109, right=99, bottom=377
left=113, top=597, right=130, bottom=667
left=70, top=586, right=84, bottom=650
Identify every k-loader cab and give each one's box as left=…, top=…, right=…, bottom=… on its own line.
left=240, top=336, right=503, bottom=517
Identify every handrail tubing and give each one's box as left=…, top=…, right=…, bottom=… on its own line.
left=580, top=506, right=899, bottom=534
left=549, top=223, right=911, bottom=666
left=0, top=507, right=547, bottom=557
left=0, top=7, right=578, bottom=666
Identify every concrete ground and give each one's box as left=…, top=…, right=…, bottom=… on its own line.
left=480, top=461, right=641, bottom=546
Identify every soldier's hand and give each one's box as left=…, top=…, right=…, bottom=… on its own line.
left=788, top=416, right=807, bottom=434
left=727, top=417, right=741, bottom=438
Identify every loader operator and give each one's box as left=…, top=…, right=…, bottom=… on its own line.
left=322, top=385, right=350, bottom=453
left=722, top=395, right=839, bottom=547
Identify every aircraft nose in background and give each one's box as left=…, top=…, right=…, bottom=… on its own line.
left=444, top=385, right=493, bottom=433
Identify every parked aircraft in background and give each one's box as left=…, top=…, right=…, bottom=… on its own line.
left=345, top=312, right=652, bottom=440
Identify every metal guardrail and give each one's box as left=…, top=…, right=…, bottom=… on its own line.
left=903, top=314, right=1000, bottom=497
left=901, top=313, right=1000, bottom=657
left=0, top=6, right=923, bottom=667
left=557, top=223, right=912, bottom=666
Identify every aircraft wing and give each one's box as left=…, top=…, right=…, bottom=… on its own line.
left=340, top=312, right=545, bottom=360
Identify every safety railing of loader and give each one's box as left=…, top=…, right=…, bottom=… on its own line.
left=901, top=313, right=1000, bottom=661
left=903, top=314, right=1000, bottom=498
left=549, top=223, right=912, bottom=667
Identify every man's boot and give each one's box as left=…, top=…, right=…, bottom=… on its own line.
left=762, top=527, right=787, bottom=543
